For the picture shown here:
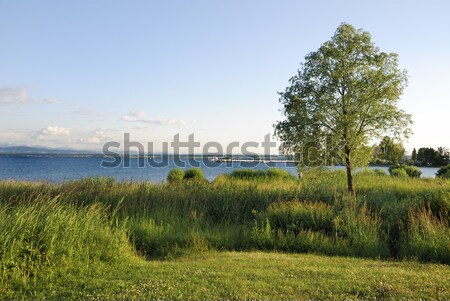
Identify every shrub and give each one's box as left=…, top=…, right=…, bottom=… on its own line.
left=388, top=164, right=421, bottom=178
left=403, top=165, right=422, bottom=178
left=390, top=168, right=408, bottom=178
left=183, top=168, right=206, bottom=181
left=167, top=168, right=185, bottom=183
left=436, top=164, right=450, bottom=179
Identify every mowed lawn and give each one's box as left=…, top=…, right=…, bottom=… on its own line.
left=25, top=251, right=450, bottom=301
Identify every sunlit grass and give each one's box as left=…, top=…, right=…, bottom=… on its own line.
left=0, top=170, right=449, bottom=299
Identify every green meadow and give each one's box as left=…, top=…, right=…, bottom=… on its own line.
left=1, top=168, right=449, bottom=300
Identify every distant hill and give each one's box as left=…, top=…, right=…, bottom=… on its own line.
left=0, top=146, right=97, bottom=155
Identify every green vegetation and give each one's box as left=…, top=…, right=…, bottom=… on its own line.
left=374, top=136, right=405, bottom=164
left=0, top=169, right=449, bottom=299
left=389, top=164, right=422, bottom=178
left=274, top=23, right=412, bottom=195
left=416, top=147, right=450, bottom=166
left=183, top=168, right=206, bottom=181
left=166, top=167, right=206, bottom=183
left=390, top=168, right=408, bottom=178
left=437, top=164, right=450, bottom=179
left=3, top=252, right=449, bottom=300
left=166, top=167, right=185, bottom=183
left=228, top=168, right=296, bottom=180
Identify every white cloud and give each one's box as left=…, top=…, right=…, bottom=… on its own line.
left=0, top=87, right=61, bottom=106
left=35, top=98, right=61, bottom=104
left=78, top=136, right=101, bottom=144
left=121, top=110, right=186, bottom=126
left=71, top=106, right=92, bottom=117
left=77, top=129, right=111, bottom=144
left=37, top=126, right=70, bottom=139
left=0, top=87, right=28, bottom=105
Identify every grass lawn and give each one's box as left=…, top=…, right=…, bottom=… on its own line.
left=17, top=251, right=450, bottom=301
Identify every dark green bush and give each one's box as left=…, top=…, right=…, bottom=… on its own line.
left=167, top=168, right=185, bottom=183
left=436, top=164, right=450, bottom=179
left=390, top=168, right=408, bottom=178
left=183, top=168, right=206, bottom=181
left=389, top=164, right=421, bottom=178
left=404, top=165, right=422, bottom=178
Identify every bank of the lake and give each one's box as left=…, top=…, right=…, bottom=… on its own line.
left=0, top=155, right=440, bottom=182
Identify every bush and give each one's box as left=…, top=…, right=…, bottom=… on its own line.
left=388, top=164, right=421, bottom=178
left=404, top=165, right=422, bottom=178
left=167, top=168, right=185, bottom=183
left=390, top=168, right=408, bottom=178
left=436, top=164, right=450, bottom=179
left=183, top=168, right=206, bottom=181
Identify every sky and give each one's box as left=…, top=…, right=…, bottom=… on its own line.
left=1, top=0, right=449, bottom=154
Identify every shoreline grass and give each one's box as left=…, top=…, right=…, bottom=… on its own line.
left=0, top=169, right=449, bottom=299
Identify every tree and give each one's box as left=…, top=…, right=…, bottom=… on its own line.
left=274, top=23, right=412, bottom=195
left=417, top=147, right=450, bottom=166
left=417, top=147, right=437, bottom=165
left=436, top=147, right=450, bottom=166
left=377, top=136, right=405, bottom=163
left=412, top=148, right=417, bottom=163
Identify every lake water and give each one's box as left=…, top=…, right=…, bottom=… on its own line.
left=0, top=155, right=440, bottom=183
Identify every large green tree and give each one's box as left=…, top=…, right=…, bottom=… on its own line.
left=377, top=136, right=405, bottom=163
left=275, top=23, right=412, bottom=195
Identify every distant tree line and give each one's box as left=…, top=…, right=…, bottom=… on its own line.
left=371, top=136, right=449, bottom=167
left=412, top=147, right=450, bottom=166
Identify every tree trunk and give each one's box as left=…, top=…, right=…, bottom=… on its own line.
left=344, top=146, right=355, bottom=196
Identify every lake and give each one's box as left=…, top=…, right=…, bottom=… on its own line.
left=0, top=155, right=440, bottom=183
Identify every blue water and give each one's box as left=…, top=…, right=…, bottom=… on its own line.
left=0, top=155, right=440, bottom=183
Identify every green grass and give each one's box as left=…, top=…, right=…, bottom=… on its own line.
left=0, top=170, right=449, bottom=299
left=4, top=252, right=449, bottom=300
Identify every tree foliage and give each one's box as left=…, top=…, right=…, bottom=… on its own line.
left=417, top=147, right=450, bottom=166
left=274, top=23, right=412, bottom=194
left=376, top=136, right=405, bottom=163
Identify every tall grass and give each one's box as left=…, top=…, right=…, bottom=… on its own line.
left=0, top=169, right=449, bottom=269
left=0, top=195, right=131, bottom=292
left=399, top=206, right=450, bottom=263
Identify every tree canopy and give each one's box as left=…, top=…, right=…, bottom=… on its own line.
left=275, top=23, right=412, bottom=194
left=376, top=136, right=405, bottom=164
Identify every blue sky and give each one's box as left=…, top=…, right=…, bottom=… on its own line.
left=1, top=0, right=449, bottom=153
